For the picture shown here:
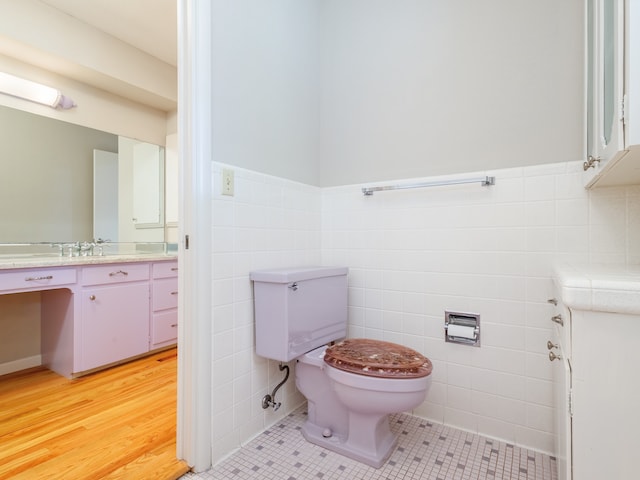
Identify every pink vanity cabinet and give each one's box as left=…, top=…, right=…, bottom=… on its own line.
left=1, top=257, right=178, bottom=379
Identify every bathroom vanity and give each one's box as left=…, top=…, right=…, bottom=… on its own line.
left=551, top=264, right=640, bottom=480
left=0, top=253, right=178, bottom=378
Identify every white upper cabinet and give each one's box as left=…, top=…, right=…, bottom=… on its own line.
left=584, top=0, right=640, bottom=187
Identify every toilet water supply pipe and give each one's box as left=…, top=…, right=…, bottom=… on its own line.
left=262, top=363, right=290, bottom=411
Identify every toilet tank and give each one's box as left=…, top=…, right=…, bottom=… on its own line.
left=250, top=266, right=348, bottom=362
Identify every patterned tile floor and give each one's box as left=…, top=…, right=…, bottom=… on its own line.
left=181, top=407, right=557, bottom=480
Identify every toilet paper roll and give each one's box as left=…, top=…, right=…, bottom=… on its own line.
left=447, top=324, right=476, bottom=340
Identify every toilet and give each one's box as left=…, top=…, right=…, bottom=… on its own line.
left=250, top=266, right=432, bottom=468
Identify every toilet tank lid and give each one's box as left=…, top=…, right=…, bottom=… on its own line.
left=250, top=266, right=348, bottom=283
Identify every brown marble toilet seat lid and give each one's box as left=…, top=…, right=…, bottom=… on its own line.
left=324, top=338, right=432, bottom=379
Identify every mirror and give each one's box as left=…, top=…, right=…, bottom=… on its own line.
left=0, top=104, right=169, bottom=244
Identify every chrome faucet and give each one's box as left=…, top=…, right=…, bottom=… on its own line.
left=50, top=239, right=111, bottom=257
left=93, top=238, right=111, bottom=256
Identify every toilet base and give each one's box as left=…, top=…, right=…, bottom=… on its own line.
left=300, top=418, right=397, bottom=469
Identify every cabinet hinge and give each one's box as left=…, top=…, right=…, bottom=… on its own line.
left=185, top=234, right=190, bottom=250
left=568, top=388, right=574, bottom=417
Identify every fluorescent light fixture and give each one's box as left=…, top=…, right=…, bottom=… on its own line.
left=0, top=72, right=76, bottom=109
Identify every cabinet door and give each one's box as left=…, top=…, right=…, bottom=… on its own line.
left=585, top=0, right=625, bottom=185
left=551, top=324, right=572, bottom=480
left=80, top=283, right=150, bottom=372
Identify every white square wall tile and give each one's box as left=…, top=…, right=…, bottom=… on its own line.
left=526, top=403, right=554, bottom=432
left=364, top=308, right=383, bottom=330
left=556, top=198, right=589, bottom=226
left=212, top=383, right=234, bottom=412
left=447, top=363, right=473, bottom=389
left=471, top=368, right=526, bottom=401
left=364, top=289, right=383, bottom=309
left=447, top=385, right=472, bottom=411
left=515, top=426, right=555, bottom=455
left=212, top=409, right=235, bottom=442
left=525, top=201, right=555, bottom=227
left=480, top=323, right=526, bottom=350
left=213, top=331, right=234, bottom=361
left=472, top=391, right=526, bottom=426
left=402, top=313, right=426, bottom=336
left=444, top=407, right=479, bottom=433
left=525, top=352, right=553, bottom=381
left=212, top=355, right=234, bottom=385
left=525, top=326, right=554, bottom=354
left=213, top=304, right=234, bottom=334
left=526, top=227, right=557, bottom=252
left=477, top=416, right=517, bottom=445
left=470, top=346, right=526, bottom=376
left=524, top=175, right=556, bottom=202
left=233, top=324, right=253, bottom=352
left=525, top=378, right=554, bottom=407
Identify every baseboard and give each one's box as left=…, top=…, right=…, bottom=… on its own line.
left=0, top=354, right=42, bottom=376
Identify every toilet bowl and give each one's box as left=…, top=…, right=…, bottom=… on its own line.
left=296, top=339, right=432, bottom=468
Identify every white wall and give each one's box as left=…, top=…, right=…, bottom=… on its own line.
left=211, top=0, right=321, bottom=186
left=211, top=1, right=584, bottom=188
left=318, top=0, right=584, bottom=186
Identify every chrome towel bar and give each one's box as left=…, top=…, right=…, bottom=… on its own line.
left=361, top=175, right=495, bottom=196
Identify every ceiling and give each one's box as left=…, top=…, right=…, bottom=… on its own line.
left=40, top=0, right=177, bottom=67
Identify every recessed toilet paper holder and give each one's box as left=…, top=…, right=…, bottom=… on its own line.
left=444, top=311, right=480, bottom=347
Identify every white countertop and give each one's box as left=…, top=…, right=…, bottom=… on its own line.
left=0, top=253, right=178, bottom=271
left=553, top=263, right=640, bottom=314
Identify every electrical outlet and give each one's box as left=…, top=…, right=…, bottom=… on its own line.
left=222, top=168, right=234, bottom=196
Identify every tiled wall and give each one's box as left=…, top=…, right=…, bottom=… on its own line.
left=322, top=161, right=640, bottom=454
left=210, top=160, right=640, bottom=463
left=211, top=163, right=322, bottom=462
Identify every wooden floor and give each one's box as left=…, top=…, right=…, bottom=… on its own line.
left=0, top=348, right=190, bottom=480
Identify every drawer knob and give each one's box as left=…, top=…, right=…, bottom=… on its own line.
left=551, top=314, right=563, bottom=326
left=547, top=298, right=558, bottom=306
left=547, top=340, right=558, bottom=350
left=89, top=295, right=96, bottom=301
left=171, top=324, right=178, bottom=328
left=171, top=291, right=178, bottom=295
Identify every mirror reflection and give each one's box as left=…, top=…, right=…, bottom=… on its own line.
left=0, top=104, right=168, bottom=244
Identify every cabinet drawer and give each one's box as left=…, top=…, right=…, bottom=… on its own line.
left=152, top=310, right=178, bottom=346
left=153, top=261, right=178, bottom=279
left=153, top=277, right=178, bottom=311
left=0, top=267, right=76, bottom=293
left=81, top=263, right=149, bottom=286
